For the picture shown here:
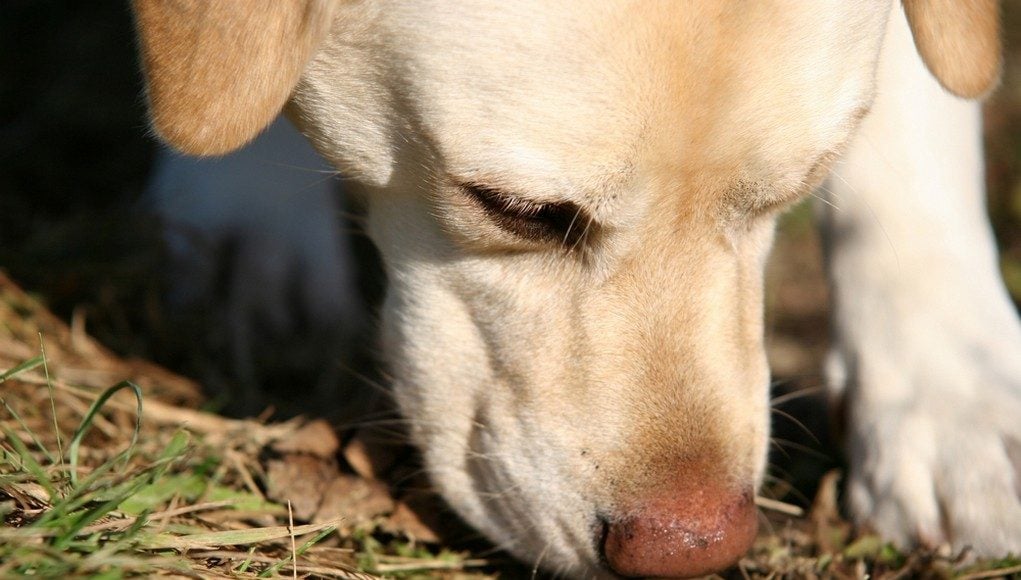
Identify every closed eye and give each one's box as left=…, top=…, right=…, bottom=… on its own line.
left=459, top=183, right=596, bottom=248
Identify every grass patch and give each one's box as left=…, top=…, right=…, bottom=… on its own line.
left=0, top=346, right=489, bottom=578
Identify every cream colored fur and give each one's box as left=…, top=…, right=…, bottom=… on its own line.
left=824, top=8, right=1021, bottom=554
left=132, top=0, right=1018, bottom=576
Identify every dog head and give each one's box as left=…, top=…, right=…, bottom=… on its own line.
left=133, top=1, right=1000, bottom=576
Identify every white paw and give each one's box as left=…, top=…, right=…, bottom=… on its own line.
left=829, top=320, right=1021, bottom=557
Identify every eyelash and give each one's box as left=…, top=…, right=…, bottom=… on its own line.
left=460, top=183, right=592, bottom=248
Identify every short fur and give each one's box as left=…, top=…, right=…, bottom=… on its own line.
left=132, top=1, right=1019, bottom=576
left=133, top=0, right=339, bottom=155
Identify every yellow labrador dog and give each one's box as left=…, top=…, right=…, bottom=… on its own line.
left=132, top=1, right=1019, bottom=577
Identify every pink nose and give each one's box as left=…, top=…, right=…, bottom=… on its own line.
left=601, top=487, right=757, bottom=578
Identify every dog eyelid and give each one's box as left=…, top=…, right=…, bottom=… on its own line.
left=459, top=182, right=596, bottom=248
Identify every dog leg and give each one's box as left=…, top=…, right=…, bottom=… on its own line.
left=821, top=8, right=1021, bottom=555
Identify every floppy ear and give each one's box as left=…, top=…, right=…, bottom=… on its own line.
left=901, top=0, right=1002, bottom=99
left=132, top=0, right=339, bottom=156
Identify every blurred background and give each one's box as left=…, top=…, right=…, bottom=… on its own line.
left=1, top=1, right=387, bottom=422
left=2, top=1, right=1020, bottom=501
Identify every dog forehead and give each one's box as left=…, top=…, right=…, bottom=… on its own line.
left=378, top=1, right=887, bottom=184
left=301, top=1, right=888, bottom=193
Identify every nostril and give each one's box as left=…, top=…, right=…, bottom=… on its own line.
left=600, top=488, right=757, bottom=578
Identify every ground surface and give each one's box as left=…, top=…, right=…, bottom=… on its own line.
left=3, top=271, right=1020, bottom=577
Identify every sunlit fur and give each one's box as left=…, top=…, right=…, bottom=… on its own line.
left=824, top=9, right=1021, bottom=554
left=287, top=3, right=888, bottom=573
left=133, top=0, right=1020, bottom=574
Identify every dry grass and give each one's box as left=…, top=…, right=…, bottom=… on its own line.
left=0, top=272, right=497, bottom=578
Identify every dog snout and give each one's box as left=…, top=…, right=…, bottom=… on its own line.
left=600, top=485, right=757, bottom=578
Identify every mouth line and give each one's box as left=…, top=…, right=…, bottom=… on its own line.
left=461, top=418, right=615, bottom=574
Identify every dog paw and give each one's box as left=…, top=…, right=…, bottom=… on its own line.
left=828, top=335, right=1021, bottom=556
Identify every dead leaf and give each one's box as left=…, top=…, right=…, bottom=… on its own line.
left=271, top=419, right=340, bottom=459
left=810, top=469, right=851, bottom=554
left=264, top=454, right=337, bottom=521
left=314, top=474, right=394, bottom=525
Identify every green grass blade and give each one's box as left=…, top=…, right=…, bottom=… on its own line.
left=35, top=457, right=134, bottom=528
left=235, top=547, right=258, bottom=574
left=59, top=439, right=188, bottom=517
left=151, top=430, right=190, bottom=480
left=117, top=473, right=204, bottom=516
left=68, top=381, right=143, bottom=488
left=38, top=336, right=64, bottom=470
left=0, top=425, right=56, bottom=499
left=52, top=479, right=149, bottom=550
left=35, top=430, right=191, bottom=531
left=1, top=398, right=55, bottom=465
left=0, top=355, right=44, bottom=383
left=33, top=470, right=134, bottom=531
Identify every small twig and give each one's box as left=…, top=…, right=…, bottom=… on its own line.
left=755, top=496, right=804, bottom=517
left=958, top=563, right=1021, bottom=580
left=38, top=335, right=63, bottom=467
left=288, top=500, right=298, bottom=580
left=372, top=558, right=490, bottom=573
